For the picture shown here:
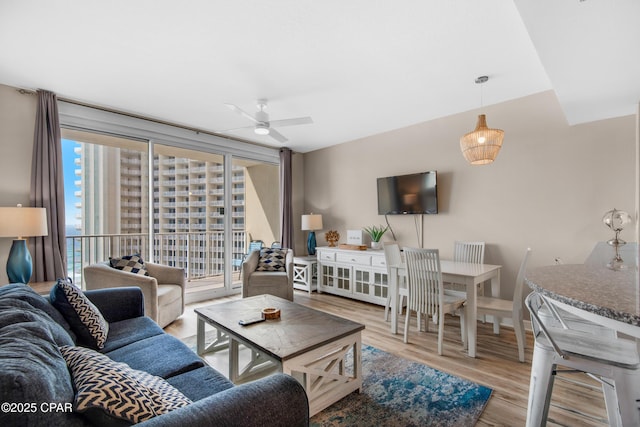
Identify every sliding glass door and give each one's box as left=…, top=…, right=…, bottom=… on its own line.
left=61, top=128, right=280, bottom=303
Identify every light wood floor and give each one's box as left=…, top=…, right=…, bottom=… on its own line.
left=165, top=290, right=609, bottom=426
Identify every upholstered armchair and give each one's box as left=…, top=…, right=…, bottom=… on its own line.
left=242, top=248, right=294, bottom=301
left=84, top=261, right=185, bottom=328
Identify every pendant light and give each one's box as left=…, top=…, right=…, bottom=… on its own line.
left=460, top=76, right=504, bottom=165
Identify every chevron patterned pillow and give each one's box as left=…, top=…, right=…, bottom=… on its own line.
left=50, top=279, right=109, bottom=349
left=59, top=346, right=191, bottom=424
left=109, top=253, right=149, bottom=276
left=256, top=248, right=288, bottom=271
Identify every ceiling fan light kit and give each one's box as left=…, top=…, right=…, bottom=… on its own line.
left=460, top=76, right=504, bottom=165
left=221, top=99, right=312, bottom=143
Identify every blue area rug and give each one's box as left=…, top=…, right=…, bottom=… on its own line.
left=310, top=345, right=492, bottom=427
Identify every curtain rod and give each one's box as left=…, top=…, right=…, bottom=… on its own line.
left=15, top=87, right=289, bottom=153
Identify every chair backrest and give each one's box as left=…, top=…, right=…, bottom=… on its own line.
left=403, top=247, right=442, bottom=316
left=270, top=241, right=282, bottom=249
left=512, top=247, right=532, bottom=312
left=453, top=241, right=485, bottom=264
left=383, top=243, right=402, bottom=274
left=248, top=240, right=263, bottom=253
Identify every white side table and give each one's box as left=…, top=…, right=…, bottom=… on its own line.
left=293, top=256, right=318, bottom=294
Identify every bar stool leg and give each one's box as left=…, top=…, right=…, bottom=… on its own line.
left=526, top=343, right=556, bottom=427
left=612, top=370, right=640, bottom=427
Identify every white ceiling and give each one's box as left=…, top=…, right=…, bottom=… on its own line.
left=0, top=1, right=638, bottom=153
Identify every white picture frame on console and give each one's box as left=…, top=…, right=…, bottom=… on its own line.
left=347, top=230, right=363, bottom=245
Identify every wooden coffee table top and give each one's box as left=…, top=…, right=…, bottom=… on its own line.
left=195, top=294, right=365, bottom=361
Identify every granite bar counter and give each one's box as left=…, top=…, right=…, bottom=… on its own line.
left=525, top=264, right=639, bottom=335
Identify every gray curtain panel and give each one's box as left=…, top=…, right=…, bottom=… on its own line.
left=30, top=90, right=66, bottom=282
left=279, top=147, right=293, bottom=250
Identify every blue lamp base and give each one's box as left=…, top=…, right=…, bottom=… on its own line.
left=307, top=231, right=317, bottom=256
left=7, top=239, right=33, bottom=284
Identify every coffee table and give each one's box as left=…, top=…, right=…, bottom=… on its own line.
left=195, top=294, right=365, bottom=416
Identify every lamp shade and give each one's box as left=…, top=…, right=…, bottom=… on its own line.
left=301, top=214, right=323, bottom=231
left=0, top=206, right=48, bottom=238
left=460, top=114, right=504, bottom=165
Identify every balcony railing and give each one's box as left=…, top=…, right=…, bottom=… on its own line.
left=66, top=231, right=247, bottom=288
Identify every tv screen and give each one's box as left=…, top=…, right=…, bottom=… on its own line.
left=377, top=171, right=438, bottom=215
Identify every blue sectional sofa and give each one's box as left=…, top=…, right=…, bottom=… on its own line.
left=0, top=283, right=309, bottom=426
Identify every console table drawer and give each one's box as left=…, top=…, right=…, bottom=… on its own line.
left=371, top=256, right=387, bottom=268
left=336, top=253, right=371, bottom=266
left=318, top=251, right=336, bottom=262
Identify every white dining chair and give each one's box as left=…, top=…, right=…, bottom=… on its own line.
left=442, top=241, right=486, bottom=324
left=525, top=292, right=640, bottom=427
left=383, top=243, right=408, bottom=321
left=402, top=247, right=466, bottom=355
left=475, top=247, right=531, bottom=362
left=451, top=240, right=486, bottom=293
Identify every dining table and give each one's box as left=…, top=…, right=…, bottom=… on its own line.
left=388, top=260, right=502, bottom=358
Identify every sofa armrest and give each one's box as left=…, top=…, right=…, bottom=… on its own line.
left=137, top=374, right=309, bottom=427
left=84, top=287, right=145, bottom=323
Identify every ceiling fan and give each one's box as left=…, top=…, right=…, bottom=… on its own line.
left=219, top=99, right=313, bottom=143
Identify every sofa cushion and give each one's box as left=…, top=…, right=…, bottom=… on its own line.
left=100, top=316, right=165, bottom=354
left=0, top=283, right=77, bottom=341
left=60, top=345, right=191, bottom=425
left=0, top=306, right=82, bottom=427
left=248, top=271, right=288, bottom=286
left=109, top=254, right=149, bottom=276
left=166, top=366, right=234, bottom=402
left=256, top=248, right=288, bottom=272
left=50, top=279, right=109, bottom=350
left=106, top=334, right=204, bottom=379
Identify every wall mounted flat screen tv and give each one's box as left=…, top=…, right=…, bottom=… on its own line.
left=377, top=171, right=438, bottom=215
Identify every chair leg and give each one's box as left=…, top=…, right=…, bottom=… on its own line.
left=437, top=309, right=444, bottom=355
left=514, top=317, right=526, bottom=363
left=384, top=295, right=391, bottom=321
left=612, top=370, right=640, bottom=427
left=403, top=309, right=411, bottom=344
left=601, top=381, right=622, bottom=427
left=460, top=308, right=466, bottom=346
left=526, top=344, right=556, bottom=427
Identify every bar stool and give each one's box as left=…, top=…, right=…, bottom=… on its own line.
left=525, top=292, right=640, bottom=427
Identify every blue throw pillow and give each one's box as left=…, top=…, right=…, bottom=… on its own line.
left=50, top=279, right=109, bottom=350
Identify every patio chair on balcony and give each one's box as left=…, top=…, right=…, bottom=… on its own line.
left=242, top=247, right=294, bottom=301
left=232, top=240, right=264, bottom=279
left=84, top=258, right=185, bottom=328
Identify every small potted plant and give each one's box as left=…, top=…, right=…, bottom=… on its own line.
left=363, top=225, right=389, bottom=249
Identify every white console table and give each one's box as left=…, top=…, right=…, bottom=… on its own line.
left=316, top=246, right=388, bottom=306
left=293, top=256, right=318, bottom=294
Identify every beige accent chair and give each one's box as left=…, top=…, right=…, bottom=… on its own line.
left=242, top=249, right=294, bottom=301
left=84, top=262, right=186, bottom=328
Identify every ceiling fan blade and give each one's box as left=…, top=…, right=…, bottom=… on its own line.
left=216, top=125, right=255, bottom=133
left=225, top=103, right=259, bottom=124
left=268, top=128, right=288, bottom=143
left=269, top=117, right=313, bottom=128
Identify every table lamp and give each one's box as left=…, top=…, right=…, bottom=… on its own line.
left=0, top=205, right=48, bottom=283
left=301, top=214, right=323, bottom=256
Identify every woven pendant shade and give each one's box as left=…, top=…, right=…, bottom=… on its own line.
left=460, top=114, right=504, bottom=165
